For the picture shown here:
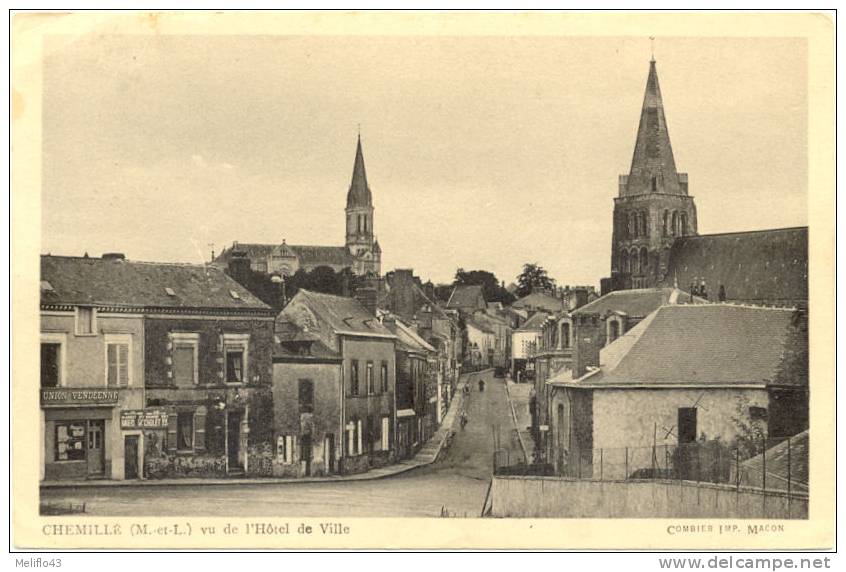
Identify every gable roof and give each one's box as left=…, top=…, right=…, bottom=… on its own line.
left=446, top=284, right=486, bottom=310
left=273, top=321, right=342, bottom=361
left=571, top=287, right=704, bottom=318
left=387, top=317, right=437, bottom=355
left=512, top=292, right=565, bottom=313
left=663, top=227, right=808, bottom=306
left=516, top=311, right=551, bottom=332
left=554, top=304, right=797, bottom=388
left=41, top=255, right=270, bottom=312
left=289, top=289, right=394, bottom=338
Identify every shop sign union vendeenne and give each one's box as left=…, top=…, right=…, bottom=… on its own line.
left=40, top=388, right=120, bottom=406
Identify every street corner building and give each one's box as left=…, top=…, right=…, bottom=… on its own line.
left=546, top=304, right=809, bottom=482
left=39, top=254, right=276, bottom=482
left=275, top=289, right=398, bottom=475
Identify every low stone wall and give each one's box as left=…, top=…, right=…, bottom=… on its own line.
left=490, top=476, right=808, bottom=519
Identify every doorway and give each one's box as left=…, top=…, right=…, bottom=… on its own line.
left=301, top=433, right=312, bottom=476
left=227, top=411, right=242, bottom=471
left=325, top=434, right=335, bottom=474
left=124, top=435, right=139, bottom=479
left=87, top=420, right=105, bottom=477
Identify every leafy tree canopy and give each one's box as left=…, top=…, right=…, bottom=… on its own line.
left=515, top=262, right=555, bottom=298
left=453, top=268, right=515, bottom=305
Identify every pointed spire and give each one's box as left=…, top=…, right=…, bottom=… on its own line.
left=347, top=133, right=372, bottom=209
left=624, top=59, right=683, bottom=196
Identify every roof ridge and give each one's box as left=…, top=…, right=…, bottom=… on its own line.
left=42, top=254, right=221, bottom=270
left=676, top=226, right=808, bottom=240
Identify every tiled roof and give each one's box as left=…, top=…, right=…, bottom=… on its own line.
left=512, top=292, right=565, bottom=312
left=292, top=289, right=394, bottom=338
left=738, top=430, right=809, bottom=492
left=40, top=255, right=269, bottom=311
left=465, top=317, right=496, bottom=335
left=577, top=305, right=797, bottom=387
left=387, top=318, right=436, bottom=355
left=273, top=321, right=342, bottom=361
left=663, top=227, right=808, bottom=306
left=446, top=284, right=485, bottom=310
left=516, top=311, right=551, bottom=331
left=571, top=287, right=704, bottom=318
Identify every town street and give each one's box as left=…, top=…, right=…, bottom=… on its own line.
left=40, top=371, right=524, bottom=518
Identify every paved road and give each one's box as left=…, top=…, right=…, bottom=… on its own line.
left=41, top=371, right=524, bottom=517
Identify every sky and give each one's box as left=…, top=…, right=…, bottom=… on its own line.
left=42, top=35, right=807, bottom=287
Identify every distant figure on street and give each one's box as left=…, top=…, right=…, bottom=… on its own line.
left=718, top=284, right=727, bottom=302
left=478, top=379, right=485, bottom=392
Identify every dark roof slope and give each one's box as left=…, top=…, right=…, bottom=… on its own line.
left=571, top=287, right=703, bottom=318
left=213, top=243, right=353, bottom=269
left=586, top=305, right=796, bottom=386
left=516, top=311, right=550, bottom=331
left=41, top=255, right=269, bottom=311
left=446, top=284, right=485, bottom=310
left=293, top=289, right=393, bottom=337
left=663, top=227, right=808, bottom=306
left=512, top=292, right=565, bottom=313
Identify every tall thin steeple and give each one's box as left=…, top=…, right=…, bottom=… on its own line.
left=346, top=134, right=372, bottom=208
left=623, top=59, right=684, bottom=196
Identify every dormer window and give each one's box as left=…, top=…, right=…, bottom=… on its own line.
left=165, top=287, right=176, bottom=297
left=229, top=290, right=241, bottom=300
left=40, top=280, right=54, bottom=293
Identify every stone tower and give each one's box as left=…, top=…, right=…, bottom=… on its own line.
left=345, top=134, right=381, bottom=276
left=609, top=59, right=698, bottom=290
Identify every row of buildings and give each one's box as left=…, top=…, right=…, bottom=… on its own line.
left=513, top=58, right=809, bottom=479
left=39, top=138, right=465, bottom=483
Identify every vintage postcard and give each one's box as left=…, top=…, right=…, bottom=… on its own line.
left=10, top=11, right=835, bottom=550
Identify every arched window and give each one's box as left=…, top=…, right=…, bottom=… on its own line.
left=663, top=210, right=669, bottom=236
left=640, top=247, right=649, bottom=273
left=631, top=248, right=640, bottom=275
left=680, top=213, right=688, bottom=236
left=561, top=322, right=571, bottom=349
left=620, top=250, right=630, bottom=273
left=671, top=211, right=678, bottom=236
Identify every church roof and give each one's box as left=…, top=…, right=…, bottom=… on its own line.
left=346, top=135, right=373, bottom=209
left=214, top=242, right=354, bottom=269
left=623, top=59, right=684, bottom=197
left=662, top=227, right=808, bottom=306
left=552, top=304, right=798, bottom=388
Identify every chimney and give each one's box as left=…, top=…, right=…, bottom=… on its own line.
left=354, top=285, right=378, bottom=316
left=227, top=250, right=251, bottom=285
left=570, top=287, right=589, bottom=310
left=102, top=252, right=126, bottom=261
left=573, top=312, right=602, bottom=379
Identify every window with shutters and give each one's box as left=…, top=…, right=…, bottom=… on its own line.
left=170, top=333, right=199, bottom=386
left=41, top=343, right=61, bottom=388
left=380, top=361, right=388, bottom=392
left=105, top=334, right=131, bottom=387
left=176, top=411, right=194, bottom=451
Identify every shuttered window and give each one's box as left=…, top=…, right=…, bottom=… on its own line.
left=107, top=343, right=129, bottom=386
left=173, top=345, right=195, bottom=386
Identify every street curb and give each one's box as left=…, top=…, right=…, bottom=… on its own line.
left=504, top=378, right=530, bottom=464
left=41, top=374, right=476, bottom=491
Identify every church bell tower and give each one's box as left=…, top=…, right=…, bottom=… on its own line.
left=609, top=58, right=698, bottom=290
left=345, top=134, right=381, bottom=276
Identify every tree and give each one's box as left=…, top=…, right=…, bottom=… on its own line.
left=515, top=263, right=555, bottom=298
left=453, top=268, right=515, bottom=304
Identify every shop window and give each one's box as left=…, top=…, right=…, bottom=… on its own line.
left=298, top=379, right=314, bottom=414
left=177, top=411, right=194, bottom=451
left=55, top=421, right=86, bottom=461
left=75, top=306, right=95, bottom=335
left=106, top=339, right=130, bottom=386
left=366, top=361, right=374, bottom=395
left=226, top=350, right=244, bottom=383
left=350, top=360, right=360, bottom=396
left=380, top=361, right=388, bottom=392
left=41, top=343, right=61, bottom=387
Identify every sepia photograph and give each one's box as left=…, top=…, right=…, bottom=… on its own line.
left=10, top=9, right=835, bottom=551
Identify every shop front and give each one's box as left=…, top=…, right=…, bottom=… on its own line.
left=41, top=388, right=119, bottom=481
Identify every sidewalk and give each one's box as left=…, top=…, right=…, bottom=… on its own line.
left=504, top=377, right=533, bottom=463
left=40, top=374, right=476, bottom=490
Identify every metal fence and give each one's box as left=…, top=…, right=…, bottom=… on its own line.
left=496, top=434, right=808, bottom=495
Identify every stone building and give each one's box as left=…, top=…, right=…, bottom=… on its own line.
left=277, top=289, right=397, bottom=474
left=213, top=135, right=382, bottom=278
left=40, top=254, right=276, bottom=481
left=547, top=305, right=807, bottom=479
